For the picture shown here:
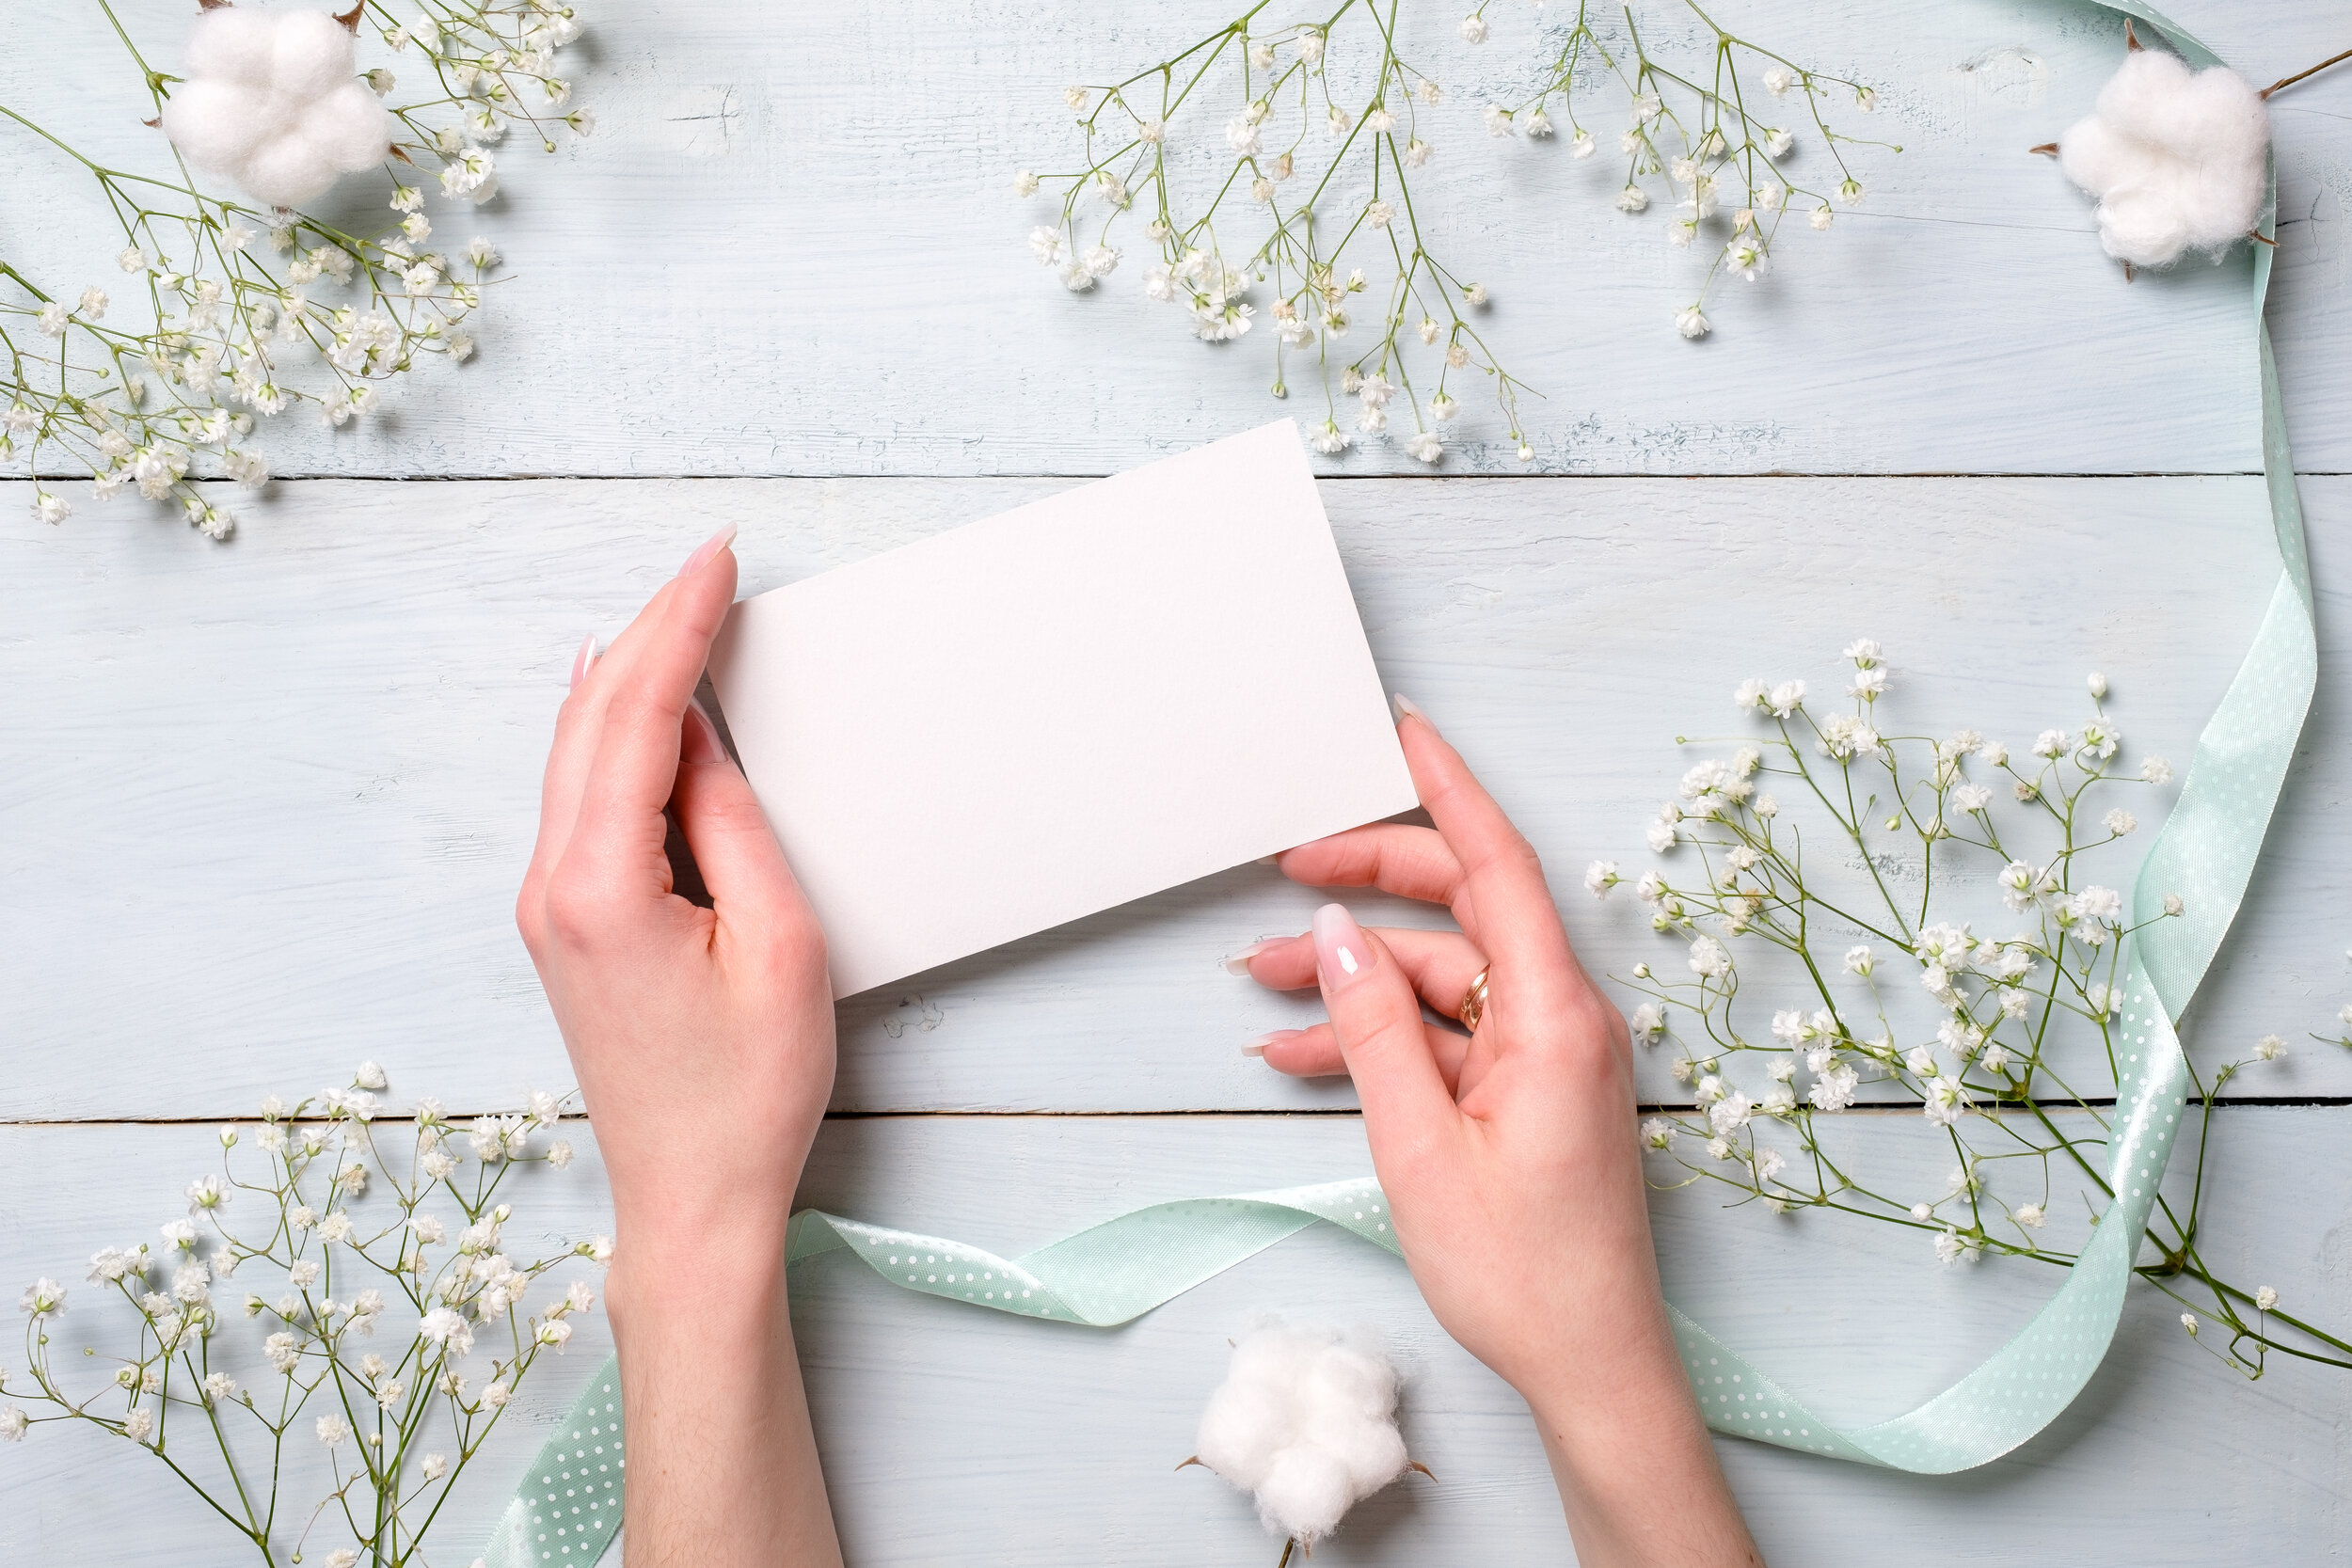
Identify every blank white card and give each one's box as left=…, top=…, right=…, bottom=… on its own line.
left=705, top=420, right=1418, bottom=998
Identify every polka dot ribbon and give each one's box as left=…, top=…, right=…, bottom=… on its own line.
left=482, top=6, right=2310, bottom=1559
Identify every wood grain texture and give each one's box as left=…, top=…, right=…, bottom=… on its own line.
left=2, top=1114, right=2345, bottom=1566
left=4, top=1, right=2347, bottom=1560
left=0, top=0, right=2345, bottom=482
left=5, top=473, right=2344, bottom=1117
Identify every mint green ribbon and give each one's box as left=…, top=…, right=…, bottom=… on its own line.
left=484, top=6, right=2313, bottom=1559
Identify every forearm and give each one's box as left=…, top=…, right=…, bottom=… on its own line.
left=607, top=1226, right=843, bottom=1568
left=1521, top=1308, right=1764, bottom=1568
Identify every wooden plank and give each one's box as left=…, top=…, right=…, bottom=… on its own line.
left=5, top=472, right=2343, bottom=1117
left=1, top=1111, right=2345, bottom=1564
left=0, top=0, right=2343, bottom=482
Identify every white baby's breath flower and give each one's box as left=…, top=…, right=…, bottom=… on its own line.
left=1922, top=1075, right=1970, bottom=1127
left=1687, top=935, right=1730, bottom=979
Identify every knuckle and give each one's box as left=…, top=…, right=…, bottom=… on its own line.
left=541, top=863, right=618, bottom=950
left=608, top=688, right=675, bottom=742
left=1573, top=993, right=1631, bottom=1055
left=514, top=878, right=548, bottom=953
left=1346, top=1005, right=1426, bottom=1064
left=763, top=906, right=827, bottom=968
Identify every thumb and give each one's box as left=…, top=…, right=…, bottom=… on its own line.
left=672, top=699, right=821, bottom=949
left=1311, top=902, right=1458, bottom=1163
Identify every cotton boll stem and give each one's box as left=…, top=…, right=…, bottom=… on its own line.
left=2261, top=44, right=2352, bottom=100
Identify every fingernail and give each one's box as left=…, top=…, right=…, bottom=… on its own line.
left=1311, top=902, right=1374, bottom=993
left=1391, top=692, right=1436, bottom=735
left=1255, top=855, right=1279, bottom=866
left=567, top=633, right=597, bottom=690
left=682, top=699, right=727, bottom=765
left=678, top=522, right=739, bottom=578
left=1243, top=1029, right=1305, bottom=1059
left=1220, top=938, right=1286, bottom=976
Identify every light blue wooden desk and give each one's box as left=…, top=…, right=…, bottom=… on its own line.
left=4, top=0, right=2348, bottom=1561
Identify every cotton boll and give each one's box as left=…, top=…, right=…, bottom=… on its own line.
left=2056, top=46, right=2267, bottom=267
left=158, top=78, right=274, bottom=174
left=163, top=8, right=392, bottom=210
left=1196, top=1378, right=1290, bottom=1486
left=240, top=135, right=341, bottom=209
left=301, top=81, right=393, bottom=170
left=1193, top=1318, right=1411, bottom=1546
left=2092, top=184, right=2193, bottom=268
left=1254, top=1447, right=1356, bottom=1541
left=183, top=7, right=278, bottom=87
left=270, top=8, right=360, bottom=100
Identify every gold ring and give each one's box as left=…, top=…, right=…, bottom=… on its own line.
left=1457, top=965, right=1491, bottom=1034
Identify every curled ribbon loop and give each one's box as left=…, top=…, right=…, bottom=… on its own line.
left=485, top=5, right=2312, bottom=1559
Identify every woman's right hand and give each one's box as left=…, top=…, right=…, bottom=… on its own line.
left=1231, top=701, right=1763, bottom=1568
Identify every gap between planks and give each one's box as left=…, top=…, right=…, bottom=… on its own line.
left=9, top=1097, right=2352, bottom=1127
left=16, top=469, right=2337, bottom=484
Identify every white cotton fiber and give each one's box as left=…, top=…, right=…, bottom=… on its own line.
left=271, top=8, right=361, bottom=100
left=183, top=6, right=278, bottom=85
left=1195, top=1318, right=1409, bottom=1545
left=2058, top=47, right=2268, bottom=267
left=159, top=7, right=391, bottom=209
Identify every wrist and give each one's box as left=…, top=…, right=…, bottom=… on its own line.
left=1517, top=1325, right=1759, bottom=1568
left=1509, top=1298, right=1708, bottom=1456
left=607, top=1199, right=798, bottom=1322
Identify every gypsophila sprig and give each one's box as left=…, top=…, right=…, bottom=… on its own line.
left=2, top=1066, right=611, bottom=1567
left=0, top=1, right=588, bottom=539
left=1491, top=0, right=1899, bottom=338
left=1608, top=643, right=2352, bottom=1381
left=1025, top=2, right=1534, bottom=464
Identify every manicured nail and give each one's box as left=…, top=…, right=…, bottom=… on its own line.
left=567, top=633, right=597, bottom=690
left=678, top=522, right=739, bottom=578
left=1311, top=902, right=1375, bottom=992
left=682, top=699, right=727, bottom=765
left=1391, top=692, right=1436, bottom=735
left=1243, top=1029, right=1305, bottom=1059
left=1221, top=938, right=1286, bottom=976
